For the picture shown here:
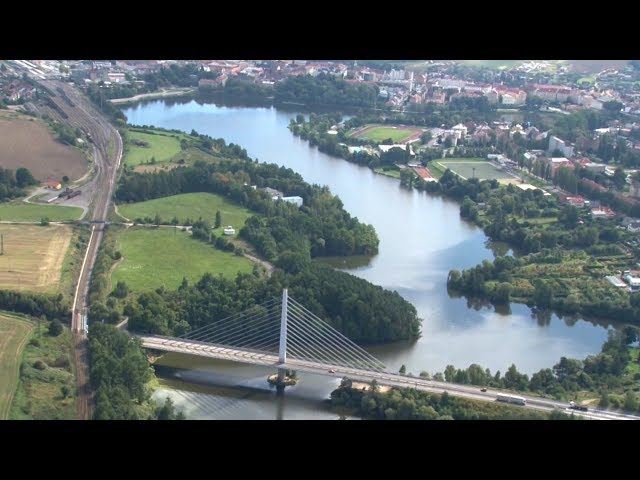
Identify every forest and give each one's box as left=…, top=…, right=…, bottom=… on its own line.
left=425, top=329, right=640, bottom=410
left=331, top=380, right=560, bottom=420
left=115, top=144, right=379, bottom=259
left=125, top=264, right=421, bottom=344
left=89, top=323, right=184, bottom=420
left=274, top=74, right=378, bottom=108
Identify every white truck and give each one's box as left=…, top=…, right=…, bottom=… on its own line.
left=496, top=393, right=526, bottom=406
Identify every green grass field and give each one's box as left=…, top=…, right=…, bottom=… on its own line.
left=351, top=125, right=419, bottom=143
left=436, top=159, right=512, bottom=181
left=112, top=227, right=254, bottom=292
left=374, top=167, right=401, bottom=179
left=0, top=314, right=34, bottom=419
left=9, top=324, right=76, bottom=420
left=117, top=192, right=252, bottom=231
left=0, top=202, right=82, bottom=222
left=124, top=129, right=185, bottom=167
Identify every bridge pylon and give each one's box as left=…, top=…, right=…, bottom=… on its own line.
left=277, top=288, right=288, bottom=386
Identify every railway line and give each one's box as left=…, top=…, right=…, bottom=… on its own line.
left=33, top=79, right=123, bottom=420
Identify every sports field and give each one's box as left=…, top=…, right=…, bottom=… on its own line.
left=111, top=227, right=254, bottom=292
left=436, top=159, right=513, bottom=181
left=0, top=224, right=73, bottom=293
left=350, top=124, right=422, bottom=143
left=0, top=314, right=34, bottom=419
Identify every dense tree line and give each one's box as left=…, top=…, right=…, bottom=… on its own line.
left=0, top=166, right=37, bottom=201
left=274, top=74, right=378, bottom=108
left=87, top=226, right=124, bottom=325
left=331, top=380, right=558, bottom=420
left=88, top=323, right=183, bottom=419
left=141, top=63, right=218, bottom=90
left=125, top=264, right=421, bottom=344
left=0, top=290, right=69, bottom=320
left=115, top=156, right=378, bottom=259
left=428, top=329, right=640, bottom=410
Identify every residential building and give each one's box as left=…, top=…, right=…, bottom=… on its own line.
left=548, top=136, right=574, bottom=158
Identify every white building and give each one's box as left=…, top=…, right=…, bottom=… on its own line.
left=548, top=135, right=574, bottom=158
left=378, top=144, right=415, bottom=155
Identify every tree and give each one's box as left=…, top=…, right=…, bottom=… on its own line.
left=61, top=385, right=70, bottom=398
left=48, top=319, right=63, bottom=337
left=399, top=364, right=407, bottom=374
left=613, top=167, right=627, bottom=190
left=15, top=167, right=36, bottom=188
left=156, top=396, right=183, bottom=420
left=215, top=210, right=222, bottom=229
left=369, top=379, right=379, bottom=393
left=154, top=213, right=161, bottom=226
left=112, top=281, right=129, bottom=299
left=624, top=390, right=638, bottom=412
left=62, top=175, right=70, bottom=183
left=399, top=168, right=415, bottom=188
left=444, top=365, right=457, bottom=382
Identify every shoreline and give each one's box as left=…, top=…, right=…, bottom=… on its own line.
left=109, top=88, right=197, bottom=105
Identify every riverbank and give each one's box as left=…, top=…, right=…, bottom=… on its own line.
left=110, top=88, right=197, bottom=105
left=120, top=98, right=611, bottom=378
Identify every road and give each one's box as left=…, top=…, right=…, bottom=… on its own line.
left=137, top=334, right=640, bottom=421
left=29, top=78, right=123, bottom=419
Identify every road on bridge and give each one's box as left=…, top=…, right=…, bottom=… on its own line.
left=138, top=334, right=640, bottom=421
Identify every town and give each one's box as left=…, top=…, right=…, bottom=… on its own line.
left=2, top=59, right=640, bottom=422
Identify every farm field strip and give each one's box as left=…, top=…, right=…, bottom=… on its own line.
left=0, top=224, right=73, bottom=292
left=0, top=314, right=34, bottom=419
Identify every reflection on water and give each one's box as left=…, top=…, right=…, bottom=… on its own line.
left=123, top=99, right=615, bottom=419
left=315, top=255, right=375, bottom=269
left=151, top=356, right=355, bottom=420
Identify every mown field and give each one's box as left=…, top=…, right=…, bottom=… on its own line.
left=350, top=125, right=420, bottom=143
left=436, top=159, right=513, bottom=181
left=0, top=224, right=73, bottom=293
left=111, top=227, right=254, bottom=292
left=117, top=192, right=252, bottom=232
left=0, top=202, right=82, bottom=222
left=0, top=111, right=87, bottom=182
left=0, top=314, right=34, bottom=419
left=374, top=167, right=401, bottom=179
left=124, top=128, right=190, bottom=166
left=9, top=325, right=76, bottom=420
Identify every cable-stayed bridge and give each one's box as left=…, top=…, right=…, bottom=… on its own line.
left=134, top=290, right=640, bottom=420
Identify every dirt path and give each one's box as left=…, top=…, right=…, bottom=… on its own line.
left=243, top=253, right=275, bottom=277
left=113, top=204, right=130, bottom=222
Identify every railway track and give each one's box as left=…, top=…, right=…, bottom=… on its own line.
left=36, top=80, right=123, bottom=420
